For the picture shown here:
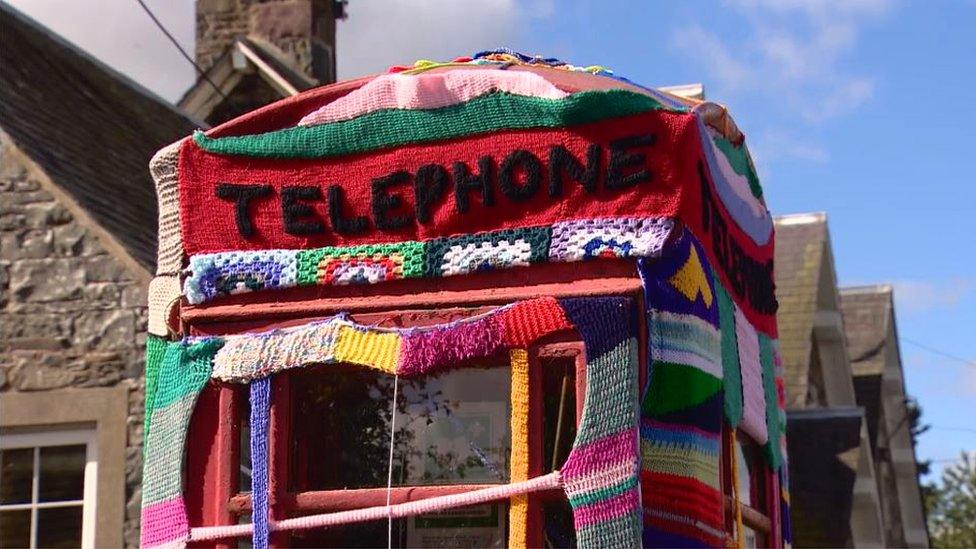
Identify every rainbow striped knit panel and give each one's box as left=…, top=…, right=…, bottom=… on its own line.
left=638, top=231, right=726, bottom=548
left=558, top=297, right=643, bottom=547
left=140, top=338, right=223, bottom=549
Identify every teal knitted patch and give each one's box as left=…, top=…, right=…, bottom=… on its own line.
left=715, top=276, right=743, bottom=426
left=759, top=334, right=783, bottom=470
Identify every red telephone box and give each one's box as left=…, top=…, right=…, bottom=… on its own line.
left=140, top=50, right=789, bottom=548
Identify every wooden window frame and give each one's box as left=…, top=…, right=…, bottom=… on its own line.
left=0, top=429, right=97, bottom=549
left=182, top=262, right=649, bottom=548
left=186, top=322, right=590, bottom=548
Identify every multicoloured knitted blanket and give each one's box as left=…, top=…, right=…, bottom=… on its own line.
left=143, top=49, right=790, bottom=548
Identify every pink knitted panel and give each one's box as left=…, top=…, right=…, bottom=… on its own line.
left=574, top=488, right=641, bottom=529
left=298, top=69, right=568, bottom=126
left=140, top=496, right=188, bottom=548
left=736, top=305, right=768, bottom=444
left=398, top=315, right=504, bottom=376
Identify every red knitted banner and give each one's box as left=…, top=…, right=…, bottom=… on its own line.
left=179, top=111, right=695, bottom=252
left=178, top=108, right=776, bottom=334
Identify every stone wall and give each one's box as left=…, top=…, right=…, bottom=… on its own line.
left=0, top=133, right=147, bottom=547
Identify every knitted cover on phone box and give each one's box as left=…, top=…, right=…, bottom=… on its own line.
left=140, top=296, right=642, bottom=549
left=145, top=49, right=790, bottom=547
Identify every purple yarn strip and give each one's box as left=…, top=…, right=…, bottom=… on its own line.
left=398, top=316, right=504, bottom=376
left=250, top=377, right=271, bottom=549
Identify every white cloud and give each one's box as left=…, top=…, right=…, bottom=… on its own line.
left=891, top=278, right=974, bottom=314
left=336, top=0, right=553, bottom=80
left=6, top=0, right=196, bottom=102
left=673, top=1, right=887, bottom=121
left=670, top=24, right=752, bottom=91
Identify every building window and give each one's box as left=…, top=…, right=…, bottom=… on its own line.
left=0, top=429, right=97, bottom=549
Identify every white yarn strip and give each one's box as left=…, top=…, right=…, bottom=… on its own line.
left=189, top=472, right=563, bottom=541
left=386, top=375, right=399, bottom=549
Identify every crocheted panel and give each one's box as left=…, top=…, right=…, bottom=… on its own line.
left=150, top=297, right=640, bottom=548
left=549, top=217, right=673, bottom=262
left=697, top=120, right=772, bottom=245
left=193, top=89, right=673, bottom=159
left=140, top=338, right=222, bottom=549
left=149, top=138, right=184, bottom=276
left=558, top=298, right=642, bottom=547
left=299, top=69, right=569, bottom=126
left=185, top=250, right=299, bottom=305
left=638, top=235, right=726, bottom=547
left=182, top=219, right=670, bottom=305
left=425, top=227, right=551, bottom=277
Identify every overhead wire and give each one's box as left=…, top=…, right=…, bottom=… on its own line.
left=134, top=0, right=227, bottom=99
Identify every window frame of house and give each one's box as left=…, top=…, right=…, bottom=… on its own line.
left=0, top=428, right=98, bottom=548
left=0, top=386, right=128, bottom=549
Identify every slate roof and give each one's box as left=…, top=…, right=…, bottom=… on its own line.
left=774, top=213, right=829, bottom=407
left=840, top=286, right=894, bottom=449
left=0, top=3, right=201, bottom=270
left=840, top=286, right=892, bottom=377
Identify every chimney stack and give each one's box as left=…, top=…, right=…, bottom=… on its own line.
left=195, top=0, right=341, bottom=85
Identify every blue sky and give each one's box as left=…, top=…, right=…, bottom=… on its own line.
left=10, top=0, right=974, bottom=481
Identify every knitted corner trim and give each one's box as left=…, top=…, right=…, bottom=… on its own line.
left=192, top=89, right=672, bottom=159
left=299, top=69, right=569, bottom=126
left=183, top=217, right=675, bottom=305
left=697, top=118, right=772, bottom=245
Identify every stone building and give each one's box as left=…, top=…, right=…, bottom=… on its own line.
left=774, top=213, right=929, bottom=547
left=0, top=4, right=198, bottom=546
left=0, top=1, right=340, bottom=547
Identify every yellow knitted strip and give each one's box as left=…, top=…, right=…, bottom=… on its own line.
left=332, top=325, right=401, bottom=374
left=508, top=348, right=530, bottom=549
left=730, top=428, right=744, bottom=549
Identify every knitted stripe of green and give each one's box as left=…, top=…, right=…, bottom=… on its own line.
left=577, top=512, right=642, bottom=549
left=296, top=242, right=426, bottom=285
left=568, top=474, right=638, bottom=507
left=194, top=90, right=670, bottom=159
left=574, top=338, right=638, bottom=446
left=642, top=361, right=722, bottom=418
left=142, top=335, right=168, bottom=446
left=759, top=335, right=783, bottom=470
left=714, top=276, right=743, bottom=426
left=153, top=338, right=223, bottom=410
left=712, top=133, right=763, bottom=199
left=651, top=318, right=721, bottom=357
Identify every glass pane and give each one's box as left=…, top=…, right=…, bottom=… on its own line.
left=38, top=445, right=86, bottom=502
left=542, top=357, right=577, bottom=473
left=542, top=356, right=578, bottom=548
left=291, top=364, right=511, bottom=491
left=289, top=503, right=508, bottom=548
left=0, top=509, right=31, bottom=549
left=36, top=506, right=83, bottom=548
left=0, top=448, right=33, bottom=504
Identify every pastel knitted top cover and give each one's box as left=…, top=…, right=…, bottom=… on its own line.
left=142, top=50, right=789, bottom=549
